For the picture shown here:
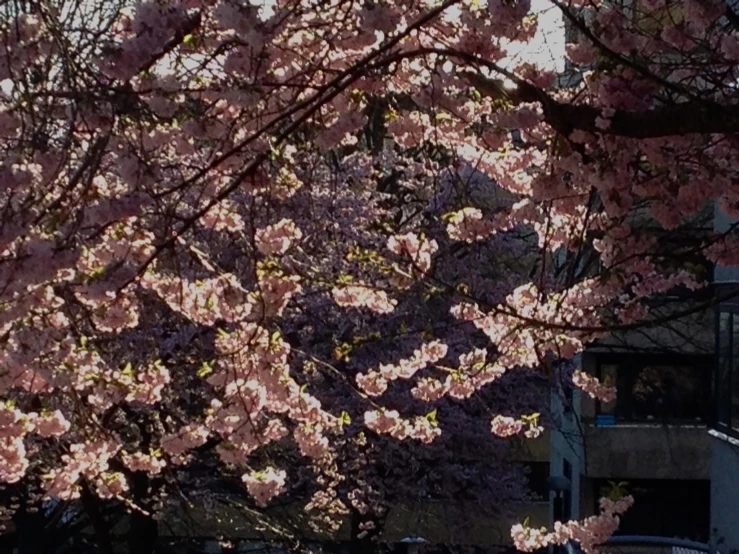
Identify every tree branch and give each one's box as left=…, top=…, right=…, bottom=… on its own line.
left=137, top=11, right=203, bottom=77
left=428, top=48, right=739, bottom=138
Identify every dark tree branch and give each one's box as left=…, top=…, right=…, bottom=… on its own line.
left=427, top=48, right=739, bottom=139
left=136, top=11, right=203, bottom=77
left=80, top=482, right=115, bottom=554
left=537, top=97, right=739, bottom=138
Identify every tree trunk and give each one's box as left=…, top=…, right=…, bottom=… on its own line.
left=128, top=473, right=158, bottom=554
left=13, top=504, right=49, bottom=554
left=350, top=510, right=377, bottom=554
left=80, top=483, right=115, bottom=554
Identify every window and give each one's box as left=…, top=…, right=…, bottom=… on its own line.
left=714, top=307, right=739, bottom=436
left=646, top=229, right=714, bottom=301
left=523, top=462, right=550, bottom=501
left=595, top=354, right=711, bottom=423
left=594, top=479, right=709, bottom=541
left=562, top=460, right=572, bottom=521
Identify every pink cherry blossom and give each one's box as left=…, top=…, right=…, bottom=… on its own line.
left=34, top=410, right=71, bottom=438
left=242, top=467, right=287, bottom=506
left=0, top=0, right=734, bottom=534
left=573, top=371, right=617, bottom=403
left=331, top=285, right=397, bottom=314
left=512, top=496, right=634, bottom=553
left=387, top=232, right=438, bottom=273
left=255, top=219, right=303, bottom=256
left=490, top=415, right=524, bottom=438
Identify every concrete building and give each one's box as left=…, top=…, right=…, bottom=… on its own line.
left=550, top=204, right=739, bottom=549
left=548, top=6, right=731, bottom=539
left=709, top=209, right=739, bottom=553
left=548, top=200, right=717, bottom=540
left=550, top=310, right=715, bottom=541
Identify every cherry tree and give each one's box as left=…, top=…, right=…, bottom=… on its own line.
left=1, top=0, right=737, bottom=551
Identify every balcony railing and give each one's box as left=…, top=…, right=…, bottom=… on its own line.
left=567, top=536, right=715, bottom=554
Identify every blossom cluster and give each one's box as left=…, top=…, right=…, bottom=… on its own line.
left=572, top=371, right=617, bottom=404
left=356, top=340, right=448, bottom=397
left=490, top=414, right=544, bottom=439
left=331, top=285, right=397, bottom=314
left=387, top=232, right=439, bottom=275
left=511, top=496, right=634, bottom=554
left=363, top=410, right=441, bottom=444
left=242, top=467, right=288, bottom=507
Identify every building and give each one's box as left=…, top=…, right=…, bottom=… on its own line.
left=547, top=2, right=735, bottom=541
left=549, top=201, right=717, bottom=540
left=550, top=316, right=715, bottom=542
left=550, top=202, right=739, bottom=549
left=709, top=208, right=739, bottom=553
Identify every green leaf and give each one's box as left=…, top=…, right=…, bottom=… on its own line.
left=340, top=411, right=352, bottom=425
left=87, top=266, right=106, bottom=283
left=426, top=409, right=438, bottom=427
left=197, top=361, right=214, bottom=378
left=456, top=283, right=470, bottom=295
left=333, top=343, right=353, bottom=362
left=442, top=211, right=463, bottom=223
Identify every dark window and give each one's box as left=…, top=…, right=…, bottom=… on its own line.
left=595, top=354, right=711, bottom=423
left=562, top=460, right=572, bottom=521
left=647, top=230, right=714, bottom=301
left=715, top=307, right=739, bottom=437
left=564, top=383, right=574, bottom=415
left=717, top=311, right=732, bottom=427
left=594, top=479, right=709, bottom=542
left=523, top=462, right=550, bottom=501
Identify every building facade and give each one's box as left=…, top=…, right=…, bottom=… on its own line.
left=709, top=209, right=739, bottom=553
left=550, top=203, right=739, bottom=549
left=550, top=318, right=715, bottom=543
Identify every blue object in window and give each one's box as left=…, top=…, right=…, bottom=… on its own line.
left=595, top=414, right=616, bottom=427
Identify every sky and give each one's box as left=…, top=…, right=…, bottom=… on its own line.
left=0, top=0, right=566, bottom=99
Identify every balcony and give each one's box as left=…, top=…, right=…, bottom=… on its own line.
left=584, top=423, right=710, bottom=479
left=578, top=353, right=712, bottom=479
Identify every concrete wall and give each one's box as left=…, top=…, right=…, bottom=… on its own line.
left=549, top=354, right=587, bottom=522
left=710, top=432, right=739, bottom=554
left=713, top=200, right=739, bottom=552
left=586, top=306, right=714, bottom=356
left=585, top=424, right=710, bottom=480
